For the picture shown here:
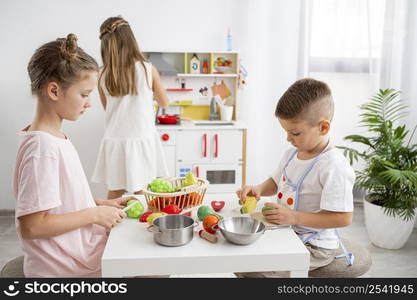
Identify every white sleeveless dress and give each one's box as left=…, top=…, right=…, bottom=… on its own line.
left=92, top=61, right=169, bottom=192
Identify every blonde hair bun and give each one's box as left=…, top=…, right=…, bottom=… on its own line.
left=58, top=33, right=78, bottom=61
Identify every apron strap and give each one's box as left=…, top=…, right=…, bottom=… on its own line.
left=282, top=150, right=298, bottom=187
left=296, top=229, right=354, bottom=266
left=299, top=230, right=321, bottom=244
left=334, top=229, right=354, bottom=266
left=293, top=153, right=324, bottom=210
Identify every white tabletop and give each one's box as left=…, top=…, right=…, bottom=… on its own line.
left=101, top=194, right=310, bottom=277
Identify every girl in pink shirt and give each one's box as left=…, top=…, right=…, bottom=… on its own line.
left=13, top=33, right=134, bottom=277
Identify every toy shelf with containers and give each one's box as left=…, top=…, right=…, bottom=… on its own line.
left=144, top=51, right=240, bottom=120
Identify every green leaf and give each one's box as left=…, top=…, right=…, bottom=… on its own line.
left=343, top=135, right=374, bottom=148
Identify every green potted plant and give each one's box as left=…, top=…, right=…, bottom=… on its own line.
left=338, top=88, right=417, bottom=249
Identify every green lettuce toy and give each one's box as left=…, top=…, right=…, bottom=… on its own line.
left=148, top=178, right=175, bottom=193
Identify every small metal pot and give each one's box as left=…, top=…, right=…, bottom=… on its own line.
left=152, top=214, right=197, bottom=247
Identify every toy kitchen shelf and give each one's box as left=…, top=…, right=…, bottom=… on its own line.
left=144, top=51, right=240, bottom=121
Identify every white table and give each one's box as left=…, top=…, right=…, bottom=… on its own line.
left=101, top=194, right=310, bottom=277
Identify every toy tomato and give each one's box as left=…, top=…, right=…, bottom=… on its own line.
left=203, top=214, right=220, bottom=234
left=211, top=201, right=225, bottom=212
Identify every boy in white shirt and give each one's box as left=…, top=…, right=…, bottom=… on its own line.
left=236, top=78, right=355, bottom=277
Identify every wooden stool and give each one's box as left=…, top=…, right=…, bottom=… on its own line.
left=309, top=238, right=372, bottom=278
left=0, top=256, right=24, bottom=278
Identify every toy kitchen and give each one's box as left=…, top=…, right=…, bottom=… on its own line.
left=145, top=51, right=247, bottom=193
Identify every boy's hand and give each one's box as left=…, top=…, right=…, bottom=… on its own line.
left=96, top=196, right=137, bottom=209
left=262, top=202, right=298, bottom=225
left=91, top=206, right=127, bottom=230
left=236, top=185, right=261, bottom=203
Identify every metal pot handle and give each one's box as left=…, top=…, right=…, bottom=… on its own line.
left=193, top=220, right=200, bottom=228
left=146, top=225, right=154, bottom=232
left=147, top=225, right=162, bottom=234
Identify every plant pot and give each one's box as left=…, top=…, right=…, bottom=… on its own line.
left=364, top=196, right=416, bottom=249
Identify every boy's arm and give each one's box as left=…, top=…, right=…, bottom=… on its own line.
left=237, top=178, right=278, bottom=201
left=258, top=178, right=279, bottom=196
left=293, top=210, right=352, bottom=228
left=263, top=202, right=352, bottom=228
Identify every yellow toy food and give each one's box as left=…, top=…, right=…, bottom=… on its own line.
left=147, top=212, right=167, bottom=225
left=240, top=196, right=257, bottom=214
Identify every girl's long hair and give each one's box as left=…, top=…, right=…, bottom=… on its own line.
left=99, top=16, right=149, bottom=97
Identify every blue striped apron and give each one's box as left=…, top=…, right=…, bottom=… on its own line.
left=277, top=149, right=354, bottom=266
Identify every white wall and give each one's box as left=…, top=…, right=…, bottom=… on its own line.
left=237, top=0, right=302, bottom=185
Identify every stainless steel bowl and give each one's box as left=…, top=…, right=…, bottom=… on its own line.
left=152, top=214, right=196, bottom=247
left=218, top=217, right=266, bottom=245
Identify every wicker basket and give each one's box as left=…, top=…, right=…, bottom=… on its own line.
left=143, top=177, right=209, bottom=212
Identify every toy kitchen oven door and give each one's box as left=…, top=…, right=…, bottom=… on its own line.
left=177, top=164, right=242, bottom=193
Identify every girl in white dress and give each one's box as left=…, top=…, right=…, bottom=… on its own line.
left=92, top=16, right=169, bottom=199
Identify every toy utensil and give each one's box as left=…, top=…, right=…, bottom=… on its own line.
left=199, top=230, right=218, bottom=243
left=122, top=200, right=140, bottom=212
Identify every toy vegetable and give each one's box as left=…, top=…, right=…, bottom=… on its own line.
left=183, top=172, right=198, bottom=187
left=139, top=211, right=153, bottom=223
left=211, top=201, right=225, bottom=212
left=126, top=200, right=144, bottom=218
left=162, top=204, right=182, bottom=215
left=148, top=178, right=175, bottom=193
left=262, top=206, right=274, bottom=213
left=203, top=214, right=220, bottom=234
left=239, top=196, right=257, bottom=214
left=197, top=205, right=223, bottom=221
left=147, top=212, right=167, bottom=225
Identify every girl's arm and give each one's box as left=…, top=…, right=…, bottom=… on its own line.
left=95, top=196, right=136, bottom=209
left=98, top=85, right=107, bottom=110
left=18, top=206, right=126, bottom=240
left=152, top=65, right=169, bottom=108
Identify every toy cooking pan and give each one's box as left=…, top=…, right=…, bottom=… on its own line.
left=157, top=114, right=180, bottom=125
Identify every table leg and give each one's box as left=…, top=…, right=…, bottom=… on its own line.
left=289, top=270, right=308, bottom=278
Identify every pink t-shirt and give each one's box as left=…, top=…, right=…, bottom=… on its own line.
left=13, top=129, right=108, bottom=277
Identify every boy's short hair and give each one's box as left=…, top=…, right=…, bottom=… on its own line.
left=275, top=78, right=334, bottom=124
